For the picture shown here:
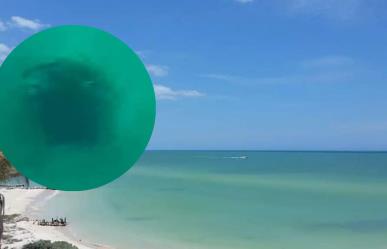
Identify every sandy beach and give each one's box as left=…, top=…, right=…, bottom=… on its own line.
left=1, top=188, right=113, bottom=249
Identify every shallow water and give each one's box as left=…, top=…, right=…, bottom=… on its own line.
left=43, top=151, right=387, bottom=249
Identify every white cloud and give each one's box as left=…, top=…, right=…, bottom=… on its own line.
left=203, top=72, right=352, bottom=85
left=9, top=16, right=48, bottom=30
left=146, top=64, right=169, bottom=77
left=0, top=43, right=12, bottom=64
left=154, top=84, right=205, bottom=100
left=265, top=71, right=353, bottom=85
left=202, top=55, right=356, bottom=85
left=235, top=0, right=254, bottom=3
left=0, top=20, right=7, bottom=31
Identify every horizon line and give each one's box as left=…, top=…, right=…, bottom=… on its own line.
left=145, top=149, right=387, bottom=153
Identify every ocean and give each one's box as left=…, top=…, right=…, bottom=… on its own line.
left=42, top=151, right=387, bottom=249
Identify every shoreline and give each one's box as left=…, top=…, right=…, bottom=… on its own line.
left=1, top=187, right=114, bottom=249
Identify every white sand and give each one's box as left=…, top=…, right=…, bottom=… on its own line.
left=1, top=188, right=113, bottom=249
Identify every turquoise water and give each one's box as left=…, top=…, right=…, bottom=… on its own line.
left=43, top=151, right=387, bottom=249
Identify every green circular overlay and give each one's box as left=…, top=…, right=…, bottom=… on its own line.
left=0, top=26, right=155, bottom=191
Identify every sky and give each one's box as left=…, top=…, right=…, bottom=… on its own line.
left=1, top=0, right=387, bottom=150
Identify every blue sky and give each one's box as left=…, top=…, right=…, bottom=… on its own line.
left=1, top=0, right=387, bottom=150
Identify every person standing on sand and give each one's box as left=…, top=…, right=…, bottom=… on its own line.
left=0, top=151, right=14, bottom=248
left=0, top=194, right=4, bottom=248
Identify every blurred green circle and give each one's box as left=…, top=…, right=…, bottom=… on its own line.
left=0, top=26, right=155, bottom=191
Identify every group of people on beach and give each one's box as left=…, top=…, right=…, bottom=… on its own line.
left=34, top=217, right=67, bottom=226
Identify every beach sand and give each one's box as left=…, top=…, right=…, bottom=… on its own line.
left=1, top=188, right=113, bottom=249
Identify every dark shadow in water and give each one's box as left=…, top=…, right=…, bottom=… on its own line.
left=22, top=58, right=114, bottom=146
